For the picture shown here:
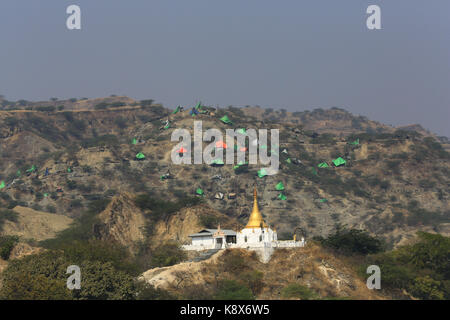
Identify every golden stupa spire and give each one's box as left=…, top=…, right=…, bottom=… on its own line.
left=245, top=188, right=268, bottom=229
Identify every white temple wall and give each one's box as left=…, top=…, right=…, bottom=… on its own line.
left=236, top=227, right=277, bottom=245
left=191, top=236, right=214, bottom=247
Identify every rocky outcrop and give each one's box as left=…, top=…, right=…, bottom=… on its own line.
left=9, top=242, right=44, bottom=260
left=93, top=192, right=147, bottom=254
left=153, top=205, right=237, bottom=246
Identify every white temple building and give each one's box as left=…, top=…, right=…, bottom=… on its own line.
left=183, top=188, right=305, bottom=262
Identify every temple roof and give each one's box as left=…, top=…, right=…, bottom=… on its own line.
left=189, top=229, right=236, bottom=237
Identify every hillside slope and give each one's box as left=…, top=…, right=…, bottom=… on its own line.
left=0, top=97, right=448, bottom=248
left=1, top=206, right=72, bottom=241
left=140, top=245, right=386, bottom=300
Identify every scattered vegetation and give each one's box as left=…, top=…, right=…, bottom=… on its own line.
left=0, top=209, right=18, bottom=231
left=0, top=235, right=19, bottom=260
left=281, top=283, right=318, bottom=300
left=315, top=226, right=385, bottom=255
left=361, top=232, right=450, bottom=299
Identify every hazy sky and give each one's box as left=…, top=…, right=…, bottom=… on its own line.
left=1, top=1, right=449, bottom=136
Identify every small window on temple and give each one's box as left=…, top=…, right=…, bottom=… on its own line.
left=259, top=235, right=262, bottom=242
left=244, top=236, right=247, bottom=242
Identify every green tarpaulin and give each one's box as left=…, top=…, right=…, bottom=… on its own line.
left=67, top=167, right=72, bottom=173
left=311, top=167, right=318, bottom=176
left=275, top=182, right=285, bottom=191
left=211, top=159, right=224, bottom=166
left=234, top=161, right=248, bottom=169
left=220, top=115, right=233, bottom=125
left=172, top=106, right=182, bottom=114
left=278, top=193, right=287, bottom=200
left=332, top=157, right=346, bottom=167
left=319, top=199, right=328, bottom=203
left=318, top=162, right=329, bottom=168
left=132, top=138, right=137, bottom=145
left=350, top=138, right=359, bottom=145
left=26, top=165, right=36, bottom=173
left=136, top=152, right=146, bottom=160
left=237, top=128, right=246, bottom=134
left=0, top=181, right=5, bottom=189
left=44, top=193, right=49, bottom=197
left=196, top=188, right=204, bottom=195
left=195, top=102, right=202, bottom=110
left=286, top=158, right=292, bottom=164
left=163, top=123, right=170, bottom=130
left=16, top=170, right=21, bottom=177
left=257, top=168, right=268, bottom=178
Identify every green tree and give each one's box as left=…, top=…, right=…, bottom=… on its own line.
left=150, top=242, right=186, bottom=268
left=319, top=227, right=385, bottom=255
left=410, top=276, right=445, bottom=300
left=72, top=261, right=136, bottom=300
left=214, top=280, right=254, bottom=300
left=0, top=249, right=137, bottom=300
left=0, top=235, right=19, bottom=260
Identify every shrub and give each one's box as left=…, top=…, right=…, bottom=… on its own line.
left=140, top=99, right=154, bottom=106
left=69, top=199, right=83, bottom=209
left=410, top=276, right=445, bottom=300
left=379, top=180, right=391, bottom=190
left=136, top=282, right=176, bottom=300
left=94, top=102, right=110, bottom=110
left=214, top=280, right=254, bottom=300
left=386, top=160, right=401, bottom=174
left=281, top=283, right=318, bottom=300
left=0, top=235, right=19, bottom=260
left=150, top=242, right=186, bottom=268
left=199, top=215, right=219, bottom=228
left=239, top=270, right=264, bottom=296
left=221, top=250, right=248, bottom=273
left=4, top=117, right=19, bottom=127
left=0, top=209, right=18, bottom=231
left=114, top=117, right=128, bottom=129
left=46, top=205, right=57, bottom=213
left=318, top=226, right=385, bottom=255
left=36, top=106, right=56, bottom=112
left=81, top=134, right=119, bottom=148
left=419, top=179, right=435, bottom=189
left=40, top=199, right=110, bottom=248
left=66, top=180, right=77, bottom=190
left=0, top=250, right=136, bottom=300
left=362, top=232, right=450, bottom=298
left=135, top=194, right=201, bottom=230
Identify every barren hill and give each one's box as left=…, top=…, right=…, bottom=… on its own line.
left=0, top=97, right=448, bottom=249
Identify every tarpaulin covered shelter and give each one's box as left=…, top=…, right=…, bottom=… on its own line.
left=318, top=162, right=329, bottom=168
left=220, top=115, right=233, bottom=124
left=332, top=157, right=346, bottom=167
left=275, top=182, right=285, bottom=191
left=278, top=193, right=287, bottom=200
left=136, top=152, right=146, bottom=160
left=257, top=168, right=268, bottom=178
